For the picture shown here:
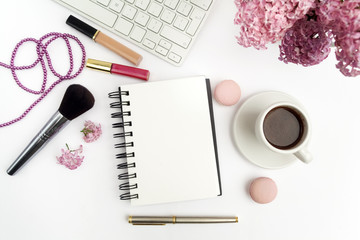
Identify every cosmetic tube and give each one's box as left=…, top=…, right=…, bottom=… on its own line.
left=86, top=58, right=149, bottom=81
left=66, top=15, right=142, bottom=66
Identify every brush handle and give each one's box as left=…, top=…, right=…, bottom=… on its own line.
left=7, top=112, right=69, bottom=175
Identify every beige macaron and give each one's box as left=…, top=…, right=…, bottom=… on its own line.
left=249, top=177, right=278, bottom=204
left=214, top=80, right=241, bottom=106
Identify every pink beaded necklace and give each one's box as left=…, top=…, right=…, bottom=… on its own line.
left=0, top=32, right=86, bottom=128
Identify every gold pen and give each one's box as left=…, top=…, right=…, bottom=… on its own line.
left=128, top=216, right=238, bottom=225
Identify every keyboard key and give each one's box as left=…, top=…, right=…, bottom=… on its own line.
left=173, top=16, right=188, bottom=31
left=135, top=12, right=150, bottom=26
left=164, top=0, right=179, bottom=9
left=147, top=3, right=163, bottom=17
left=190, top=0, right=212, bottom=10
left=161, top=9, right=176, bottom=24
left=125, top=0, right=135, bottom=3
left=159, top=39, right=172, bottom=49
left=177, top=1, right=192, bottom=16
left=155, top=45, right=169, bottom=56
left=147, top=19, right=163, bottom=33
left=59, top=0, right=118, bottom=27
left=160, top=25, right=191, bottom=48
left=115, top=18, right=134, bottom=35
left=109, top=0, right=125, bottom=13
left=135, top=0, right=151, bottom=10
left=186, top=8, right=205, bottom=36
left=168, top=52, right=181, bottom=63
left=123, top=5, right=137, bottom=19
left=143, top=38, right=156, bottom=49
left=131, top=26, right=147, bottom=42
left=97, top=0, right=111, bottom=6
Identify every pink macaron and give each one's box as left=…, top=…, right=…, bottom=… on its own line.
left=249, top=177, right=278, bottom=204
left=214, top=80, right=241, bottom=106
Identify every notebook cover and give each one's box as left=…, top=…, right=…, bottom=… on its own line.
left=113, top=76, right=221, bottom=205
left=205, top=78, right=222, bottom=196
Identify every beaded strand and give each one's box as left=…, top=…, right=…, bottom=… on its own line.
left=0, top=32, right=86, bottom=128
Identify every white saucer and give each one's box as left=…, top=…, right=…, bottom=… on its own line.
left=232, top=91, right=305, bottom=169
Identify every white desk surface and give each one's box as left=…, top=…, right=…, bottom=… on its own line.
left=1, top=1, right=360, bottom=239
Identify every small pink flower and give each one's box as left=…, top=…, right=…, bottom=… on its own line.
left=81, top=120, right=102, bottom=143
left=57, top=144, right=84, bottom=170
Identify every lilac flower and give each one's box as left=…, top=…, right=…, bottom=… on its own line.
left=81, top=120, right=102, bottom=143
left=57, top=144, right=84, bottom=170
left=334, top=30, right=360, bottom=77
left=316, top=0, right=360, bottom=76
left=316, top=0, right=360, bottom=31
left=279, top=18, right=332, bottom=66
left=234, top=0, right=315, bottom=49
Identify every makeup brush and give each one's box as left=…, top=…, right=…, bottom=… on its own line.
left=7, top=84, right=95, bottom=175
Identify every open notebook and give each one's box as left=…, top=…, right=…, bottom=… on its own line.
left=108, top=76, right=221, bottom=206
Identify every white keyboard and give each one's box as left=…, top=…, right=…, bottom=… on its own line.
left=53, top=0, right=215, bottom=66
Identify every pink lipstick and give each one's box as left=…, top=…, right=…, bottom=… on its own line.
left=86, top=58, right=149, bottom=81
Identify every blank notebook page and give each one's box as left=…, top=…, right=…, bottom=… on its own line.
left=117, top=76, right=221, bottom=206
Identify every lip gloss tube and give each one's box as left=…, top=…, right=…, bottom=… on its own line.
left=86, top=58, right=150, bottom=81
left=66, top=15, right=142, bottom=66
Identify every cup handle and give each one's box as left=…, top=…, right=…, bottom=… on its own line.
left=294, top=149, right=312, bottom=164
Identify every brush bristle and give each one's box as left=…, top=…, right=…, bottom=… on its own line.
left=58, top=84, right=95, bottom=120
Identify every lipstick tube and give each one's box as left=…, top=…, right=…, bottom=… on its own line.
left=86, top=58, right=150, bottom=81
left=66, top=15, right=142, bottom=66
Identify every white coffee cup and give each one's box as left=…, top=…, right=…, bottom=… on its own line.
left=255, top=102, right=312, bottom=163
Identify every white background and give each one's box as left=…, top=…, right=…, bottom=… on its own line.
left=1, top=1, right=360, bottom=239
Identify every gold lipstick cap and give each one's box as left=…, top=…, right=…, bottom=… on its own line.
left=86, top=58, right=112, bottom=73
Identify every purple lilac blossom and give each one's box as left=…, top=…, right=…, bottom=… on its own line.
left=279, top=18, right=332, bottom=66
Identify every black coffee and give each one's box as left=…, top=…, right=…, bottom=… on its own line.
left=263, top=107, right=304, bottom=150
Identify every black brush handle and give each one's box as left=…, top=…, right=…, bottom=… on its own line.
left=7, top=112, right=69, bottom=175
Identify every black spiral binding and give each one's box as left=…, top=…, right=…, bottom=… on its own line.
left=109, top=89, right=139, bottom=200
